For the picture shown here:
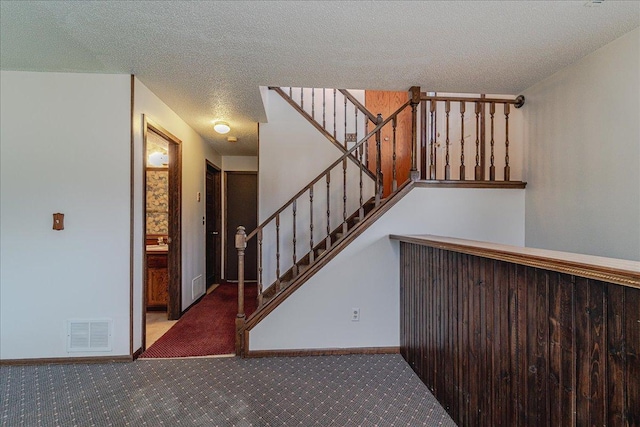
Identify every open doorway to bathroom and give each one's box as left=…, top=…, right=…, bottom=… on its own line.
left=142, top=117, right=182, bottom=350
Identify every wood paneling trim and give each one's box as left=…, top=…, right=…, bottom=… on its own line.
left=245, top=347, right=399, bottom=358
left=398, top=242, right=640, bottom=426
left=391, top=235, right=640, bottom=289
left=0, top=355, right=133, bottom=366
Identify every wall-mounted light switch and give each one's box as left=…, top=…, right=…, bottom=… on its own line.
left=53, top=213, right=64, bottom=230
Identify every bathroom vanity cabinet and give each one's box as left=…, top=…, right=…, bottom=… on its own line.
left=146, top=251, right=168, bottom=310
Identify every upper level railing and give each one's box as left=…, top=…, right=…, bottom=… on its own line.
left=419, top=93, right=525, bottom=181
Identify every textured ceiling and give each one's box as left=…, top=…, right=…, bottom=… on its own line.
left=1, top=1, right=638, bottom=156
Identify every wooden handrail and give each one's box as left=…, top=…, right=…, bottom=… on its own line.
left=390, top=234, right=640, bottom=288
left=246, top=100, right=411, bottom=241
left=420, top=94, right=525, bottom=108
left=338, top=89, right=378, bottom=123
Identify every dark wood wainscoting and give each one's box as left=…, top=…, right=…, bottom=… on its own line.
left=398, top=241, right=639, bottom=426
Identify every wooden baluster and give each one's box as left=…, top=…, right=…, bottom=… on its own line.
left=326, top=172, right=331, bottom=250
left=460, top=101, right=466, bottom=181
left=309, top=187, right=314, bottom=263
left=490, top=102, right=496, bottom=181
left=420, top=99, right=427, bottom=180
left=275, top=214, right=280, bottom=292
left=392, top=117, right=398, bottom=191
left=235, top=226, right=246, bottom=355
left=354, top=108, right=358, bottom=151
left=444, top=100, right=451, bottom=180
left=343, top=157, right=348, bottom=235
left=409, top=86, right=420, bottom=181
left=300, top=87, right=304, bottom=111
left=359, top=143, right=364, bottom=220
left=504, top=103, right=511, bottom=181
left=292, top=199, right=297, bottom=277
left=333, top=88, right=337, bottom=138
left=257, top=229, right=263, bottom=307
left=430, top=101, right=437, bottom=180
left=475, top=102, right=482, bottom=180
left=375, top=114, right=383, bottom=206
left=312, top=88, right=315, bottom=120
left=323, top=88, right=326, bottom=129
left=344, top=94, right=348, bottom=148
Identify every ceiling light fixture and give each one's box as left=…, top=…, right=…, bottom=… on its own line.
left=213, top=121, right=231, bottom=134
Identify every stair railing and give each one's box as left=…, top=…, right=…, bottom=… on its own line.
left=419, top=93, right=525, bottom=181
left=234, top=97, right=416, bottom=354
left=270, top=87, right=379, bottom=175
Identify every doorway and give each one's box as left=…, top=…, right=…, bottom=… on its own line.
left=142, top=116, right=182, bottom=350
left=206, top=161, right=222, bottom=288
left=365, top=90, right=413, bottom=196
left=225, top=172, right=258, bottom=282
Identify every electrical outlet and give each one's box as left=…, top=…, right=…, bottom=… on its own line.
left=351, top=308, right=360, bottom=322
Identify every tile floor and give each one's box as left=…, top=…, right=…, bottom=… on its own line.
left=144, top=284, right=219, bottom=348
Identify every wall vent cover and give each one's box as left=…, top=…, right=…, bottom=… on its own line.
left=67, top=319, right=112, bottom=352
left=192, top=275, right=204, bottom=300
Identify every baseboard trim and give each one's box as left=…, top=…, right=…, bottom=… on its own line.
left=0, top=355, right=133, bottom=366
left=132, top=347, right=144, bottom=360
left=245, top=346, right=400, bottom=358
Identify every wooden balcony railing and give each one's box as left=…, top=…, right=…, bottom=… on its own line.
left=420, top=94, right=525, bottom=181
left=391, top=234, right=640, bottom=426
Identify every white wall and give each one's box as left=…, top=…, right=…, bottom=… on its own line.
left=0, top=71, right=131, bottom=359
left=133, top=78, right=222, bottom=351
left=258, top=88, right=376, bottom=285
left=523, top=28, right=640, bottom=261
left=222, top=155, right=258, bottom=172
left=249, top=186, right=525, bottom=351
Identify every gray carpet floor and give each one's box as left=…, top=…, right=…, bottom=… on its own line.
left=1, top=354, right=455, bottom=427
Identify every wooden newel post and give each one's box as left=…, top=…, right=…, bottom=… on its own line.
left=409, top=86, right=421, bottom=181
left=235, top=225, right=247, bottom=356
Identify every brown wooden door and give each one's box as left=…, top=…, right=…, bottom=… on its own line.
left=366, top=90, right=412, bottom=197
left=225, top=172, right=257, bottom=281
left=206, top=162, right=222, bottom=287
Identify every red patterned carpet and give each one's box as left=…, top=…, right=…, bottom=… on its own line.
left=140, top=283, right=258, bottom=358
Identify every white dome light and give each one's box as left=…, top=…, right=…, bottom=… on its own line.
left=213, top=121, right=231, bottom=134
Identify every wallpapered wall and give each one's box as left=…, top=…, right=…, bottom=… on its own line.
left=146, top=169, right=168, bottom=234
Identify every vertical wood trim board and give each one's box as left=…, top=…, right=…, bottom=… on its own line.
left=399, top=242, right=639, bottom=426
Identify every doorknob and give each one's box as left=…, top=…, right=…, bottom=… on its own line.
left=209, top=231, right=219, bottom=235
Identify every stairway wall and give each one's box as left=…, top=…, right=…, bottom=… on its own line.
left=259, top=88, right=376, bottom=286
left=249, top=186, right=525, bottom=351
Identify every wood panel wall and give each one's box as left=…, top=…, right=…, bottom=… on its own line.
left=365, top=90, right=412, bottom=196
left=399, top=242, right=640, bottom=426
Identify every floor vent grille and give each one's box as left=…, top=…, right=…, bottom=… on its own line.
left=67, top=319, right=112, bottom=352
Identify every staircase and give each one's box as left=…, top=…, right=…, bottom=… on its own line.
left=234, top=86, right=526, bottom=356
